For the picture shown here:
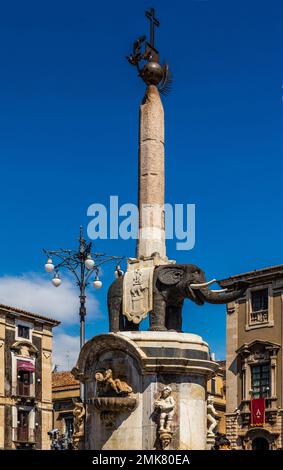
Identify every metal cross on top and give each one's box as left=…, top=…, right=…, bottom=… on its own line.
left=127, top=7, right=172, bottom=93
left=145, top=8, right=160, bottom=52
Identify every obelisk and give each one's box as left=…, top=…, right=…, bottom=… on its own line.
left=137, top=84, right=166, bottom=260
left=126, top=8, right=169, bottom=262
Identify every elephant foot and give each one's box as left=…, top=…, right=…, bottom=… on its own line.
left=148, top=326, right=168, bottom=332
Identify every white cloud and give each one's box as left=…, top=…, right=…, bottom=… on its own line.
left=52, top=332, right=80, bottom=371
left=0, top=273, right=101, bottom=324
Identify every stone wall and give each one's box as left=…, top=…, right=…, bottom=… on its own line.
left=225, top=413, right=238, bottom=448
left=33, top=336, right=42, bottom=402
left=4, top=404, right=12, bottom=449
left=4, top=329, right=15, bottom=397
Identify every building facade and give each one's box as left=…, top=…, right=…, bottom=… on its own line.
left=0, top=304, right=60, bottom=449
left=207, top=360, right=226, bottom=434
left=220, top=265, right=283, bottom=450
left=52, top=371, right=80, bottom=444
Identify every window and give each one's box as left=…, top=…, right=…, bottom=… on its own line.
left=64, top=416, right=74, bottom=438
left=17, top=371, right=31, bottom=397
left=251, top=289, right=268, bottom=312
left=18, top=325, right=30, bottom=339
left=251, top=364, right=270, bottom=398
left=16, top=409, right=31, bottom=442
left=211, top=378, right=216, bottom=395
left=250, top=289, right=268, bottom=323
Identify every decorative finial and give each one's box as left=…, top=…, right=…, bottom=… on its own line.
left=127, top=8, right=172, bottom=94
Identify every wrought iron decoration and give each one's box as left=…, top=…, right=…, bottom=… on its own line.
left=127, top=8, right=172, bottom=95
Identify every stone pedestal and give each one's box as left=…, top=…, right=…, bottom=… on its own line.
left=73, top=331, right=218, bottom=450
left=206, top=433, right=216, bottom=450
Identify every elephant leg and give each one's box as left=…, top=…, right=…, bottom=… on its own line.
left=108, top=298, right=123, bottom=332
left=107, top=277, right=124, bottom=332
left=165, top=305, right=183, bottom=332
left=149, top=294, right=167, bottom=331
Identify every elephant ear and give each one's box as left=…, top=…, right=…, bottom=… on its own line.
left=157, top=267, right=185, bottom=286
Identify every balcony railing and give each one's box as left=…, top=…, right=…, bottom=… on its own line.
left=250, top=309, right=268, bottom=323
left=17, top=383, right=31, bottom=397
left=16, top=383, right=35, bottom=399
left=239, top=398, right=278, bottom=426
left=13, top=427, right=35, bottom=443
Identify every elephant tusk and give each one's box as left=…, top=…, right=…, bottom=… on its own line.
left=190, top=279, right=217, bottom=289
left=210, top=288, right=228, bottom=293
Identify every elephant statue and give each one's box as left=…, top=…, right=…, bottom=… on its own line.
left=107, top=263, right=249, bottom=332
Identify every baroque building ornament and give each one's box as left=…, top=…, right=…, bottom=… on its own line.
left=43, top=351, right=51, bottom=359
left=11, top=340, right=38, bottom=357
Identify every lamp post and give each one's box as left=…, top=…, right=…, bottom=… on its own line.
left=43, top=226, right=124, bottom=350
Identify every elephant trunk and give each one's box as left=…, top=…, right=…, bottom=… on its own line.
left=197, top=280, right=249, bottom=304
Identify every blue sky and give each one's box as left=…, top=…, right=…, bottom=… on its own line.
left=0, top=0, right=282, bottom=367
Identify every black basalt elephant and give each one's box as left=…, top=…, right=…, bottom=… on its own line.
left=107, top=264, right=249, bottom=332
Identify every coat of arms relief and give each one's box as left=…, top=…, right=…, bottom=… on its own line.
left=123, top=267, right=154, bottom=324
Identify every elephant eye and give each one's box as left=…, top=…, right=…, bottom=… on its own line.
left=173, top=272, right=182, bottom=279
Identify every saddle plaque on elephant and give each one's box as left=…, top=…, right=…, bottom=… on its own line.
left=122, top=267, right=154, bottom=324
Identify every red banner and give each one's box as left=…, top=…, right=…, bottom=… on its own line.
left=251, top=398, right=265, bottom=426
left=17, top=360, right=35, bottom=372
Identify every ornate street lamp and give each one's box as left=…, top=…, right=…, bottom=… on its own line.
left=43, top=226, right=123, bottom=350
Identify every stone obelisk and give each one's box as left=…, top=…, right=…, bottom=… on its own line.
left=136, top=84, right=166, bottom=260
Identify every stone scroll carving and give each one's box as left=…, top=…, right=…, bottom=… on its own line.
left=154, top=386, right=175, bottom=449
left=122, top=267, right=154, bottom=324
left=72, top=402, right=85, bottom=450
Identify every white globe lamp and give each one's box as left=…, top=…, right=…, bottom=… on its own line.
left=93, top=277, right=102, bottom=289
left=85, top=255, right=95, bottom=271
left=52, top=273, right=62, bottom=287
left=45, top=258, right=54, bottom=273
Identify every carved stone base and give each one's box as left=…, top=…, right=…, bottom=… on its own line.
left=206, top=433, right=216, bottom=450
left=74, top=330, right=218, bottom=450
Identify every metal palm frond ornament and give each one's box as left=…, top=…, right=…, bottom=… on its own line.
left=126, top=8, right=172, bottom=95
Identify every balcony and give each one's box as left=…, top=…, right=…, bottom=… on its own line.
left=265, top=398, right=278, bottom=424
left=239, top=398, right=278, bottom=426
left=15, top=383, right=35, bottom=403
left=239, top=400, right=251, bottom=426
left=250, top=309, right=268, bottom=324
left=17, top=382, right=31, bottom=397
left=13, top=427, right=35, bottom=444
